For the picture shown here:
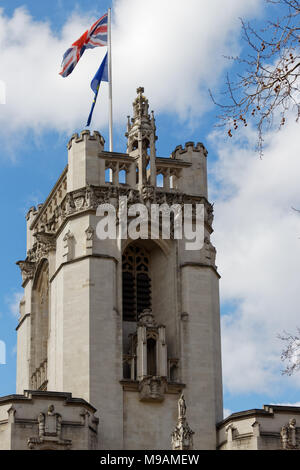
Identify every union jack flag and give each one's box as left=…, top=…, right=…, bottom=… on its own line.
left=60, top=13, right=108, bottom=78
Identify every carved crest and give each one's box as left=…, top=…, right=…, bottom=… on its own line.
left=28, top=404, right=71, bottom=450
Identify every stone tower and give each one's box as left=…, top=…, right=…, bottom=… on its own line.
left=13, top=87, right=223, bottom=450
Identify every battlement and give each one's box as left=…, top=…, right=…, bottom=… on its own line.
left=67, top=130, right=105, bottom=150
left=26, top=206, right=37, bottom=221
left=171, top=142, right=208, bottom=159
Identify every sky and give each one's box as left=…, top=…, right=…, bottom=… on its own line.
left=0, top=0, right=300, bottom=418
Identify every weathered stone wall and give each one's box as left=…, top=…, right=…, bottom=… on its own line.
left=218, top=405, right=300, bottom=450
left=0, top=391, right=98, bottom=450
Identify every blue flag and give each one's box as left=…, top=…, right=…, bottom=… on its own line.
left=86, top=52, right=108, bottom=126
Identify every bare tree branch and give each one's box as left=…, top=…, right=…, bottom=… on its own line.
left=278, top=329, right=300, bottom=375
left=210, top=0, right=300, bottom=155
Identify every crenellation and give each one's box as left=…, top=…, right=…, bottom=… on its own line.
left=26, top=206, right=37, bottom=221
left=67, top=133, right=79, bottom=150
left=171, top=141, right=207, bottom=159
left=67, top=130, right=105, bottom=150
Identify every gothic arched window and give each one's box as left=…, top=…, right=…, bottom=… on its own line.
left=122, top=245, right=151, bottom=321
left=147, top=338, right=157, bottom=376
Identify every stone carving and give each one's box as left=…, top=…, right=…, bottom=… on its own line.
left=126, top=87, right=156, bottom=145
left=28, top=404, right=71, bottom=450
left=17, top=230, right=56, bottom=284
left=139, top=376, right=167, bottom=402
left=178, top=393, right=187, bottom=420
left=63, top=230, right=75, bottom=261
left=80, top=408, right=90, bottom=426
left=16, top=260, right=35, bottom=283
left=142, top=185, right=155, bottom=204
left=85, top=226, right=94, bottom=241
left=74, top=195, right=85, bottom=210
left=85, top=226, right=94, bottom=255
left=31, top=183, right=210, bottom=236
left=138, top=309, right=157, bottom=328
left=171, top=394, right=194, bottom=450
left=281, top=418, right=298, bottom=449
left=7, top=405, right=16, bottom=424
left=63, top=230, right=74, bottom=241
left=250, top=420, right=261, bottom=440
left=65, top=192, right=75, bottom=215
left=34, top=232, right=56, bottom=251
left=124, top=309, right=169, bottom=395
left=85, top=184, right=99, bottom=209
left=207, top=203, right=214, bottom=227
left=31, top=231, right=56, bottom=262
left=203, top=237, right=217, bottom=267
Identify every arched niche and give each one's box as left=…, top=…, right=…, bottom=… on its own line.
left=121, top=239, right=177, bottom=359
left=31, top=259, right=49, bottom=390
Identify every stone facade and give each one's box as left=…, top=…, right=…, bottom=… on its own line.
left=0, top=391, right=98, bottom=450
left=2, top=86, right=300, bottom=451
left=10, top=87, right=223, bottom=450
left=218, top=405, right=300, bottom=450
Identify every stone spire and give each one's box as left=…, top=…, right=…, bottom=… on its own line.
left=125, top=87, right=157, bottom=187
left=171, top=394, right=194, bottom=450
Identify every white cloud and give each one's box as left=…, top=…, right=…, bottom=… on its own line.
left=210, top=120, right=300, bottom=395
left=7, top=291, right=23, bottom=318
left=0, top=340, right=5, bottom=365
left=0, top=0, right=261, bottom=143
left=0, top=79, right=5, bottom=104
left=223, top=408, right=232, bottom=418
left=272, top=402, right=300, bottom=407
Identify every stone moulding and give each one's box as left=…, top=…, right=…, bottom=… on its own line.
left=120, top=379, right=185, bottom=395
left=16, top=231, right=56, bottom=287
left=29, top=183, right=214, bottom=238
left=18, top=182, right=215, bottom=286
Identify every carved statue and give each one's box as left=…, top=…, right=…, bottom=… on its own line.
left=85, top=226, right=94, bottom=241
left=172, top=394, right=194, bottom=450
left=281, top=417, right=297, bottom=449
left=289, top=418, right=297, bottom=448
left=38, top=412, right=45, bottom=438
left=178, top=394, right=186, bottom=420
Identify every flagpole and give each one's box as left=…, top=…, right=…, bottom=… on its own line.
left=108, top=7, right=113, bottom=152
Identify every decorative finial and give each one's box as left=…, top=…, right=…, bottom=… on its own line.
left=137, top=86, right=144, bottom=94
left=138, top=309, right=157, bottom=327
left=126, top=115, right=131, bottom=133
left=171, top=394, right=194, bottom=450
